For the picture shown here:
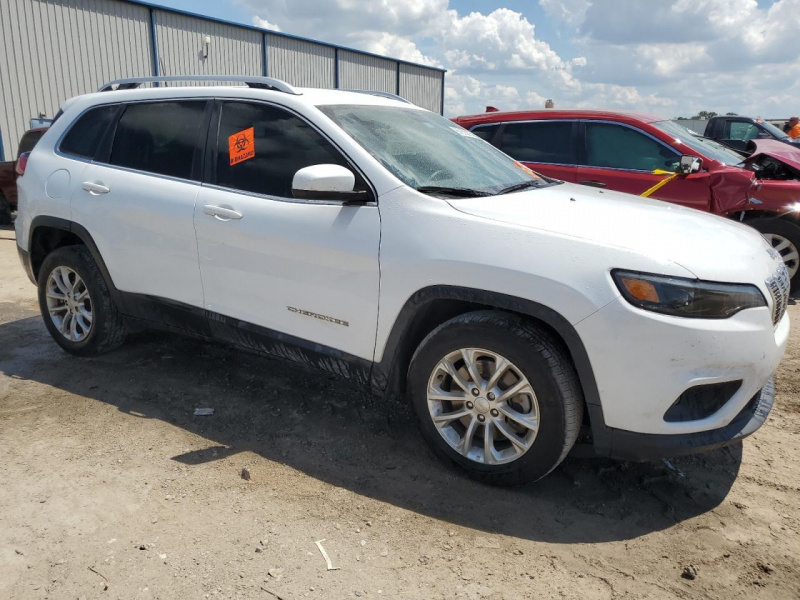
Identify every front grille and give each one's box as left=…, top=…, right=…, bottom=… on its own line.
left=663, top=380, right=742, bottom=422
left=766, top=263, right=790, bottom=326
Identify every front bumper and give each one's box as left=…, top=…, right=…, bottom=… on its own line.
left=575, top=293, right=787, bottom=459
left=589, top=377, right=774, bottom=461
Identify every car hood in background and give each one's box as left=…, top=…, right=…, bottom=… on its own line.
left=745, top=138, right=800, bottom=172
left=447, top=183, right=776, bottom=284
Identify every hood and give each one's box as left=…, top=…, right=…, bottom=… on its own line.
left=744, top=139, right=800, bottom=173
left=447, top=183, right=778, bottom=284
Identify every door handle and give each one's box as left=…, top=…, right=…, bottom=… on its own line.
left=579, top=180, right=606, bottom=188
left=203, top=205, right=243, bottom=221
left=82, top=181, right=110, bottom=195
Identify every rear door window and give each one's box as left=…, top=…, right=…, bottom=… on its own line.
left=109, top=101, right=208, bottom=180
left=59, top=105, right=119, bottom=159
left=469, top=124, right=501, bottom=143
left=584, top=122, right=679, bottom=172
left=498, top=121, right=575, bottom=165
left=214, top=101, right=360, bottom=198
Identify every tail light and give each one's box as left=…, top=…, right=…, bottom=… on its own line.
left=15, top=151, right=31, bottom=176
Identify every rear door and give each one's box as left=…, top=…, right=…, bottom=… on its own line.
left=71, top=100, right=210, bottom=307
left=475, top=120, right=579, bottom=182
left=576, top=120, right=712, bottom=211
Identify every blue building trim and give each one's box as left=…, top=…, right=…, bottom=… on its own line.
left=149, top=8, right=160, bottom=86
left=125, top=0, right=446, bottom=74
left=396, top=63, right=400, bottom=95
left=440, top=74, right=445, bottom=115
left=262, top=32, right=269, bottom=77
left=334, top=48, right=339, bottom=88
left=0, top=129, right=5, bottom=162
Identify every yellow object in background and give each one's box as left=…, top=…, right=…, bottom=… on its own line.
left=640, top=169, right=679, bottom=198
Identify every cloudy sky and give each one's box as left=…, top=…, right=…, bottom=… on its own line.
left=157, top=0, right=800, bottom=118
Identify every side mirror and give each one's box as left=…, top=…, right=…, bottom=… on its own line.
left=677, top=155, right=702, bottom=175
left=291, top=164, right=368, bottom=203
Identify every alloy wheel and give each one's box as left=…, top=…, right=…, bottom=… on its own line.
left=427, top=348, right=540, bottom=465
left=46, top=266, right=93, bottom=342
left=763, top=232, right=800, bottom=280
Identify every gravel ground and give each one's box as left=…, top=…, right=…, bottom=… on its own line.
left=1, top=222, right=799, bottom=600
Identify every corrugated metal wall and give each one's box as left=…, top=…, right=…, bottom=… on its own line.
left=0, top=0, right=152, bottom=159
left=338, top=50, right=395, bottom=93
left=399, top=64, right=443, bottom=114
left=154, top=9, right=262, bottom=83
left=266, top=35, right=335, bottom=89
left=0, top=0, right=444, bottom=160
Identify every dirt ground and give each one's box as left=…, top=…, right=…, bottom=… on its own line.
left=1, top=222, right=799, bottom=600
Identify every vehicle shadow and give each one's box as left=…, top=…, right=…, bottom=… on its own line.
left=0, top=311, right=743, bottom=544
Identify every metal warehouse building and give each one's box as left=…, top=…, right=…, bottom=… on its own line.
left=0, top=0, right=446, bottom=160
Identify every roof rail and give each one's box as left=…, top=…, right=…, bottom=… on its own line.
left=97, top=75, right=301, bottom=95
left=343, top=89, right=413, bottom=104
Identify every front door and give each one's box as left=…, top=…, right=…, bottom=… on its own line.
left=576, top=121, right=712, bottom=212
left=193, top=100, right=381, bottom=361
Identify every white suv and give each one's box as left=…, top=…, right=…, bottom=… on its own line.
left=15, top=76, right=789, bottom=485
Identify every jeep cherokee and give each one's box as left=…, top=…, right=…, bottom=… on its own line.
left=15, top=76, right=789, bottom=485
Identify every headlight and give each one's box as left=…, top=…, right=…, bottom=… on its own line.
left=612, top=270, right=766, bottom=319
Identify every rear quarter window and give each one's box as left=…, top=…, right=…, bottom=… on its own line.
left=59, top=105, right=119, bottom=159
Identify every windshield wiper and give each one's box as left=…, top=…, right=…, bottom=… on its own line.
left=416, top=186, right=491, bottom=197
left=496, top=180, right=543, bottom=195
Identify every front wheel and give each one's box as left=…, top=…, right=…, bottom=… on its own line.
left=748, top=217, right=800, bottom=291
left=407, top=311, right=583, bottom=486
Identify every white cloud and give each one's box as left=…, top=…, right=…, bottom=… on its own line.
left=252, top=15, right=280, bottom=31
left=242, top=0, right=800, bottom=118
left=538, top=0, right=590, bottom=26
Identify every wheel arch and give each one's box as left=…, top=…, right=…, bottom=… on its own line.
left=373, top=286, right=606, bottom=448
left=28, top=216, right=117, bottom=294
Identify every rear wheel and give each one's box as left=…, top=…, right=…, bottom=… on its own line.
left=748, top=217, right=800, bottom=291
left=37, top=245, right=127, bottom=356
left=408, top=311, right=583, bottom=486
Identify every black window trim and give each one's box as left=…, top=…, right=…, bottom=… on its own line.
left=55, top=98, right=214, bottom=186
left=578, top=119, right=681, bottom=174
left=468, top=119, right=580, bottom=168
left=206, top=98, right=377, bottom=206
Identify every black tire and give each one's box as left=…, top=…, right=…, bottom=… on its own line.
left=748, top=217, right=800, bottom=292
left=407, top=310, right=583, bottom=486
left=0, top=192, right=11, bottom=225
left=37, top=245, right=127, bottom=356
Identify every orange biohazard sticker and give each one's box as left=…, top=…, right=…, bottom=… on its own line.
left=229, top=127, right=255, bottom=166
left=513, top=161, right=542, bottom=179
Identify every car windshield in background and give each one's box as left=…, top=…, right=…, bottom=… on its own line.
left=319, top=105, right=552, bottom=197
left=652, top=120, right=745, bottom=166
left=760, top=120, right=789, bottom=140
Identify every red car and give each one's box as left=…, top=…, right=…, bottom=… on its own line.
left=0, top=127, right=48, bottom=224
left=453, top=109, right=800, bottom=288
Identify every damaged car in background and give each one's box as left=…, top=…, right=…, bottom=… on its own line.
left=454, top=109, right=800, bottom=289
